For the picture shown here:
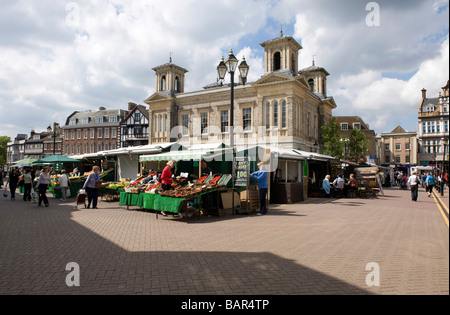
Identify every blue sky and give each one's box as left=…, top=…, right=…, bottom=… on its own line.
left=0, top=0, right=448, bottom=142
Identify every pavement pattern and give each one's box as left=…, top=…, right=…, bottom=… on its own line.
left=0, top=184, right=448, bottom=295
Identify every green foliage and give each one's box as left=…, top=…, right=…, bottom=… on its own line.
left=347, top=128, right=368, bottom=162
left=0, top=136, right=11, bottom=165
left=321, top=117, right=344, bottom=159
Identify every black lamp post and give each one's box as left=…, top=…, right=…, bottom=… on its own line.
left=53, top=122, right=60, bottom=155
left=217, top=50, right=250, bottom=149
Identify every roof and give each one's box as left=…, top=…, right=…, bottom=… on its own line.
left=152, top=62, right=188, bottom=74
left=260, top=35, right=303, bottom=51
left=334, top=116, right=371, bottom=130
left=299, top=64, right=330, bottom=76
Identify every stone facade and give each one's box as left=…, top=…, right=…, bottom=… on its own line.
left=145, top=34, right=337, bottom=152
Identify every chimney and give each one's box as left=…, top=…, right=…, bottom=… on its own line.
left=128, top=102, right=137, bottom=111
left=421, top=89, right=427, bottom=99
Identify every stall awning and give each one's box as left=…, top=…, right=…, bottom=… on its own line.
left=140, top=148, right=230, bottom=162
left=293, top=150, right=337, bottom=162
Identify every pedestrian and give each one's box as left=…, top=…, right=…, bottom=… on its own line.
left=6, top=168, right=21, bottom=201
left=438, top=172, right=444, bottom=194
left=421, top=173, right=427, bottom=188
left=322, top=175, right=331, bottom=198
left=251, top=162, right=269, bottom=216
left=407, top=171, right=420, bottom=202
left=83, top=166, right=102, bottom=209
left=160, top=160, right=176, bottom=216
left=35, top=166, right=52, bottom=207
left=332, top=175, right=345, bottom=197
left=425, top=172, right=436, bottom=198
left=22, top=169, right=33, bottom=201
left=0, top=170, right=3, bottom=189
left=58, top=170, right=70, bottom=202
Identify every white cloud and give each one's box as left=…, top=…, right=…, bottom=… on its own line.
left=0, top=0, right=448, bottom=144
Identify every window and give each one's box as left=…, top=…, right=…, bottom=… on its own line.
left=71, top=131, right=75, bottom=140
left=65, top=131, right=69, bottom=140
left=104, top=128, right=110, bottom=139
left=90, top=129, right=95, bottom=139
left=221, top=110, right=229, bottom=133
left=95, top=117, right=104, bottom=124
left=159, top=115, right=162, bottom=133
left=243, top=108, right=252, bottom=131
left=104, top=143, right=109, bottom=151
left=445, top=121, right=449, bottom=132
left=77, top=144, right=81, bottom=155
left=97, top=144, right=103, bottom=152
left=70, top=119, right=77, bottom=126
left=314, top=116, right=317, bottom=138
left=84, top=129, right=88, bottom=140
left=396, top=156, right=401, bottom=163
left=308, top=79, right=315, bottom=92
left=274, top=52, right=281, bottom=71
left=81, top=118, right=89, bottom=125
left=134, top=113, right=141, bottom=123
left=90, top=144, right=95, bottom=154
left=396, top=144, right=401, bottom=151
left=175, top=77, right=180, bottom=92
left=353, top=123, right=361, bottom=130
left=111, top=128, right=117, bottom=138
left=265, top=102, right=270, bottom=130
left=281, top=100, right=287, bottom=129
left=77, top=130, right=81, bottom=140
left=406, top=155, right=411, bottom=164
left=135, top=127, right=143, bottom=137
left=341, top=123, right=349, bottom=131
left=161, top=76, right=166, bottom=91
left=164, top=115, right=168, bottom=132
left=273, top=101, right=279, bottom=128
left=405, top=143, right=411, bottom=151
left=98, top=128, right=103, bottom=139
left=109, top=116, right=118, bottom=123
left=154, top=116, right=158, bottom=133
left=201, top=112, right=208, bottom=135
left=307, top=113, right=311, bottom=137
left=84, top=144, right=88, bottom=154
left=182, top=114, right=189, bottom=136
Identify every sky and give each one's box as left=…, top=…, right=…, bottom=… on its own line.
left=1, top=0, right=449, bottom=142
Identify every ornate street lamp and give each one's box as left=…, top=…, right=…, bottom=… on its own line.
left=217, top=49, right=250, bottom=149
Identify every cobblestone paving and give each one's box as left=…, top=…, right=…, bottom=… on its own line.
left=0, top=185, right=448, bottom=295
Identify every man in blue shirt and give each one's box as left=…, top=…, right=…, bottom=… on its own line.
left=251, top=162, right=269, bottom=216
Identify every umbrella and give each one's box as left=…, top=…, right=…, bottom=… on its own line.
left=33, top=154, right=80, bottom=164
left=13, top=157, right=38, bottom=167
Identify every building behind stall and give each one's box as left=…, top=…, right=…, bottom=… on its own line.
left=418, top=81, right=449, bottom=172
left=120, top=103, right=150, bottom=148
left=334, top=116, right=377, bottom=163
left=6, top=134, right=27, bottom=166
left=376, top=126, right=418, bottom=172
left=63, top=107, right=126, bottom=156
left=144, top=33, right=337, bottom=153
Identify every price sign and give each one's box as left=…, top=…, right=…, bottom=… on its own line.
left=234, top=157, right=249, bottom=187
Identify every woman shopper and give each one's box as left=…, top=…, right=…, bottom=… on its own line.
left=35, top=167, right=52, bottom=207
left=407, top=171, right=420, bottom=202
left=425, top=172, right=436, bottom=198
left=58, top=170, right=70, bottom=202
left=160, top=160, right=176, bottom=216
left=83, top=166, right=102, bottom=209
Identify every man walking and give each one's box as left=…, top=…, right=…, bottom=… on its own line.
left=407, top=171, right=420, bottom=202
left=251, top=162, right=269, bottom=216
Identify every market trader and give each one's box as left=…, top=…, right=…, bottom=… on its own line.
left=251, top=162, right=269, bottom=216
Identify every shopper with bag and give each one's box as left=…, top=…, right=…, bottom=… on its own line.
left=35, top=167, right=52, bottom=207
left=407, top=171, right=420, bottom=202
left=83, top=166, right=102, bottom=209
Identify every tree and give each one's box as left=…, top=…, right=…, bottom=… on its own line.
left=347, top=128, right=368, bottom=163
left=321, top=117, right=344, bottom=159
left=0, top=136, right=11, bottom=166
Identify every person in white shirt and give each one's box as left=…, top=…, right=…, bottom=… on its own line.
left=35, top=167, right=52, bottom=207
left=58, top=170, right=70, bottom=202
left=407, top=171, right=420, bottom=202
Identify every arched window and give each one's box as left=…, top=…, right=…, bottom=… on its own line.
left=273, top=52, right=281, bottom=71
left=308, top=78, right=315, bottom=92
left=265, top=102, right=271, bottom=130
left=281, top=100, right=287, bottom=129
left=161, top=75, right=167, bottom=91
left=174, top=76, right=180, bottom=92
left=273, top=101, right=279, bottom=128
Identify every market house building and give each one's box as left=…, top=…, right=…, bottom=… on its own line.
left=63, top=107, right=126, bottom=156
left=144, top=34, right=337, bottom=152
left=418, top=81, right=449, bottom=172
